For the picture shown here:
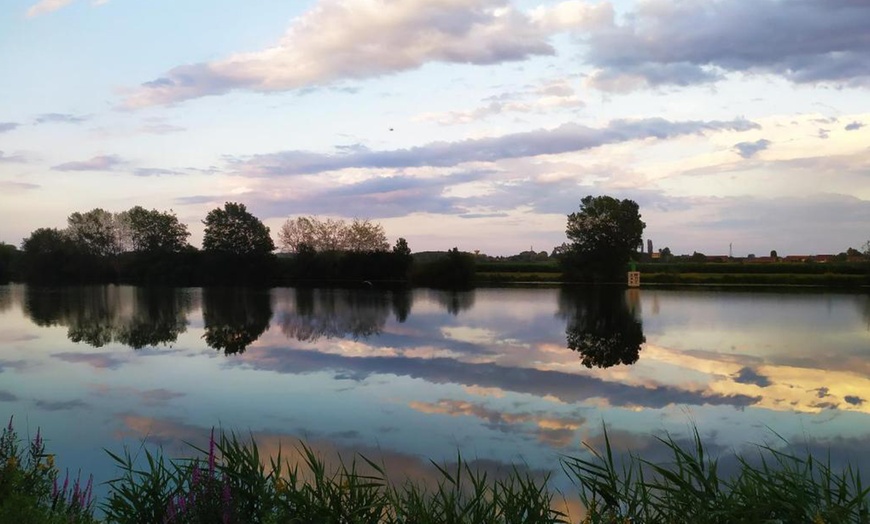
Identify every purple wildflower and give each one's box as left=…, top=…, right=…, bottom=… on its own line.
left=192, top=461, right=201, bottom=487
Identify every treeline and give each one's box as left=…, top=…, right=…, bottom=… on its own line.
left=0, top=203, right=476, bottom=288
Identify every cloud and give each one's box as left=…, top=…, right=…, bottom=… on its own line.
left=733, top=139, right=772, bottom=159
left=0, top=151, right=28, bottom=163
left=26, top=0, right=74, bottom=17
left=845, top=121, right=865, bottom=131
left=231, top=346, right=760, bottom=410
left=0, top=122, right=20, bottom=133
left=410, top=398, right=585, bottom=447
left=418, top=78, right=584, bottom=125
left=53, top=351, right=126, bottom=369
left=232, top=117, right=759, bottom=175
left=139, top=123, right=186, bottom=134
left=34, top=399, right=89, bottom=411
left=732, top=367, right=772, bottom=388
left=122, top=0, right=605, bottom=107
left=132, top=167, right=184, bottom=177
left=583, top=0, right=870, bottom=91
left=0, top=390, right=18, bottom=402
left=34, top=113, right=88, bottom=124
left=51, top=154, right=125, bottom=171
left=0, top=181, right=40, bottom=193
left=26, top=0, right=107, bottom=17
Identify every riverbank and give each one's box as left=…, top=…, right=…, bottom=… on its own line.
left=3, top=420, right=867, bottom=523
left=475, top=260, right=870, bottom=287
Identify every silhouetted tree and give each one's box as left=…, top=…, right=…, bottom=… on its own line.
left=563, top=196, right=645, bottom=282
left=203, top=203, right=274, bottom=255
left=121, top=206, right=190, bottom=253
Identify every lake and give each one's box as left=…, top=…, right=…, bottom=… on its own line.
left=1, top=284, right=869, bottom=512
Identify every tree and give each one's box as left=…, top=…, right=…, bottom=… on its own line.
left=770, top=250, right=778, bottom=259
left=121, top=206, right=189, bottom=253
left=863, top=241, right=870, bottom=256
left=0, top=242, right=18, bottom=283
left=344, top=218, right=389, bottom=252
left=202, top=202, right=274, bottom=255
left=278, top=216, right=389, bottom=253
left=393, top=238, right=411, bottom=257
left=67, top=208, right=125, bottom=257
left=846, top=247, right=862, bottom=257
left=564, top=195, right=645, bottom=281
left=660, top=246, right=672, bottom=259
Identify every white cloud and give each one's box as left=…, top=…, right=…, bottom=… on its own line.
left=417, top=78, right=584, bottom=125
left=51, top=155, right=126, bottom=171
left=122, top=0, right=605, bottom=107
left=26, top=0, right=75, bottom=17
left=26, top=0, right=107, bottom=17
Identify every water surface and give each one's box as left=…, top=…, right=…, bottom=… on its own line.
left=1, top=284, right=869, bottom=508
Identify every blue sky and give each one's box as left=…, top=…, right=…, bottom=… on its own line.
left=1, top=0, right=869, bottom=256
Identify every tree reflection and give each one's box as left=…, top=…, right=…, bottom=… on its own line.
left=430, top=289, right=475, bottom=316
left=279, top=289, right=392, bottom=342
left=202, top=287, right=273, bottom=355
left=558, top=286, right=646, bottom=368
left=0, top=286, right=13, bottom=313
left=23, top=286, right=191, bottom=349
left=391, top=288, right=413, bottom=323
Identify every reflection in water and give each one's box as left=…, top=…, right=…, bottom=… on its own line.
left=391, top=288, right=413, bottom=323
left=23, top=286, right=191, bottom=349
left=430, top=290, right=475, bottom=316
left=0, top=286, right=11, bottom=313
left=558, top=286, right=646, bottom=368
left=864, top=294, right=870, bottom=330
left=278, top=289, right=392, bottom=342
left=202, top=287, right=273, bottom=354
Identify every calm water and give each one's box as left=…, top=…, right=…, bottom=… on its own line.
left=1, top=284, right=869, bottom=508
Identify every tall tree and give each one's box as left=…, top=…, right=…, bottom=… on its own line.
left=279, top=216, right=389, bottom=253
left=202, top=202, right=274, bottom=255
left=344, top=218, right=389, bottom=252
left=121, top=206, right=190, bottom=253
left=564, top=195, right=645, bottom=281
left=67, top=208, right=125, bottom=256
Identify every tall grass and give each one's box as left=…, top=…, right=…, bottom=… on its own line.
left=3, top=418, right=869, bottom=523
left=564, top=426, right=870, bottom=524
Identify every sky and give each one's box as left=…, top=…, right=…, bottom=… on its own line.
left=1, top=0, right=869, bottom=257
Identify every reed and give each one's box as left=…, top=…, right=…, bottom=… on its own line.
left=3, top=417, right=868, bottom=523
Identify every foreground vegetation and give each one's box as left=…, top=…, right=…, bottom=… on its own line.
left=3, top=418, right=868, bottom=523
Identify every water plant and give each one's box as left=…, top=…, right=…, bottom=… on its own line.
left=0, top=417, right=97, bottom=523
left=564, top=426, right=870, bottom=524
left=4, top=418, right=869, bottom=523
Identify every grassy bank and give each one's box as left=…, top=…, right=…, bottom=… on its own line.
left=2, top=419, right=868, bottom=523
left=474, top=260, right=870, bottom=287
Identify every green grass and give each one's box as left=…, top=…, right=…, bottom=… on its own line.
left=3, top=418, right=869, bottom=523
left=641, top=272, right=868, bottom=286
